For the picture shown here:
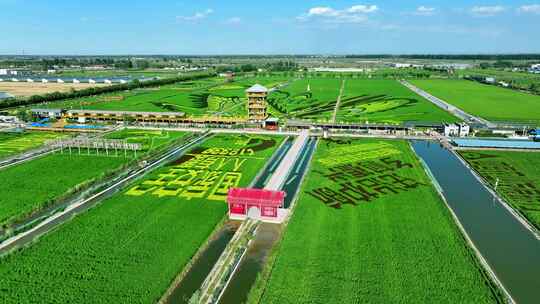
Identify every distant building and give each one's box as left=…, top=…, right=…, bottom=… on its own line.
left=458, top=123, right=470, bottom=137
left=31, top=108, right=65, bottom=119
left=529, top=64, right=540, bottom=74
left=310, top=67, right=367, bottom=72
left=431, top=63, right=473, bottom=70
left=0, top=115, right=19, bottom=123
left=0, top=92, right=14, bottom=100
left=444, top=123, right=459, bottom=137
left=246, top=84, right=268, bottom=122
left=444, top=123, right=470, bottom=137
left=485, top=77, right=496, bottom=83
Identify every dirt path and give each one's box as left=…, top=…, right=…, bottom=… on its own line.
left=332, top=80, right=346, bottom=123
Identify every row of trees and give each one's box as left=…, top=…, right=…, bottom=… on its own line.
left=0, top=72, right=216, bottom=110
left=466, top=75, right=540, bottom=95
left=344, top=54, right=540, bottom=60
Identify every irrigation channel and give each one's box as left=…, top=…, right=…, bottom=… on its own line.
left=162, top=137, right=294, bottom=304
left=163, top=136, right=317, bottom=304
left=0, top=132, right=211, bottom=255
left=412, top=140, right=540, bottom=304
left=218, top=137, right=318, bottom=304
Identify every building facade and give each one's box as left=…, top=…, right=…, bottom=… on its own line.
left=246, top=84, right=268, bottom=122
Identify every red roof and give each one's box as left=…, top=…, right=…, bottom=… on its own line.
left=227, top=188, right=285, bottom=207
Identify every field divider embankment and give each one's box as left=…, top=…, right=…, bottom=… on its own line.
left=331, top=80, right=346, bottom=123
left=197, top=219, right=259, bottom=304
left=399, top=80, right=497, bottom=128
left=412, top=142, right=515, bottom=304
left=450, top=147, right=540, bottom=240
left=0, top=132, right=211, bottom=255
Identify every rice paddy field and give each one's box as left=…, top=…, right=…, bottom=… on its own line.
left=0, top=133, right=283, bottom=303
left=410, top=79, right=540, bottom=125
left=255, top=138, right=502, bottom=303
left=459, top=150, right=540, bottom=230
left=104, top=129, right=188, bottom=151
left=0, top=130, right=186, bottom=228
left=0, top=131, right=66, bottom=159
left=39, top=76, right=288, bottom=118
left=269, top=78, right=459, bottom=124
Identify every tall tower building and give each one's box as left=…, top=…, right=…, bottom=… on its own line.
left=246, top=84, right=268, bottom=122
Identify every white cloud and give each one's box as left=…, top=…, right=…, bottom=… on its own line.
left=302, top=4, right=378, bottom=23
left=347, top=5, right=378, bottom=14
left=177, top=9, right=213, bottom=22
left=414, top=6, right=436, bottom=16
left=518, top=4, right=540, bottom=14
left=308, top=7, right=338, bottom=17
left=225, top=17, right=242, bottom=24
left=470, top=5, right=505, bottom=17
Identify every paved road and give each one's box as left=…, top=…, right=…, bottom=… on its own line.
left=265, top=130, right=309, bottom=191
left=400, top=80, right=497, bottom=128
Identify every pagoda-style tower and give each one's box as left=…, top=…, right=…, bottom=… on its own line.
left=246, top=84, right=268, bottom=122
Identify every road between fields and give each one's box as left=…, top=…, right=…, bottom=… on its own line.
left=331, top=80, right=346, bottom=123
left=400, top=80, right=497, bottom=128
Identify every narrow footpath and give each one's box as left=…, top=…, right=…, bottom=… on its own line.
left=331, top=80, right=346, bottom=123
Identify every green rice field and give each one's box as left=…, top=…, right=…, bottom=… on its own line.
left=269, top=78, right=459, bottom=124
left=0, top=132, right=66, bottom=159
left=0, top=130, right=186, bottom=228
left=459, top=150, right=540, bottom=230
left=40, top=77, right=287, bottom=118
left=0, top=133, right=283, bottom=303
left=104, top=129, right=188, bottom=151
left=411, top=79, right=540, bottom=125
left=255, top=138, right=502, bottom=303
left=0, top=154, right=127, bottom=228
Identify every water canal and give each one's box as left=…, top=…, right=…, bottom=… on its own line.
left=163, top=135, right=298, bottom=304
left=412, top=140, right=540, bottom=304
left=217, top=137, right=318, bottom=304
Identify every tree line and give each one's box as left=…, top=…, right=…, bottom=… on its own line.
left=0, top=72, right=216, bottom=110
left=344, top=54, right=540, bottom=60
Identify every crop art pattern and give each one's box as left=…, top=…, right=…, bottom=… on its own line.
left=125, top=136, right=276, bottom=202
left=307, top=141, right=426, bottom=209
left=461, top=152, right=540, bottom=211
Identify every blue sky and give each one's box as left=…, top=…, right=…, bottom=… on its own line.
left=1, top=0, right=539, bottom=54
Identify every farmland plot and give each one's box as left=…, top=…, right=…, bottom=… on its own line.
left=459, top=150, right=540, bottom=230
left=39, top=77, right=287, bottom=118
left=269, top=78, right=458, bottom=124
left=0, top=134, right=283, bottom=303
left=0, top=130, right=186, bottom=228
left=410, top=79, right=540, bottom=125
left=0, top=132, right=66, bottom=159
left=256, top=139, right=502, bottom=304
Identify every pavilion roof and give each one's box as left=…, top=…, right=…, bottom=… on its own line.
left=227, top=188, right=285, bottom=207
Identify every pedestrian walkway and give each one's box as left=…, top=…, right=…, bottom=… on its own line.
left=265, top=130, right=309, bottom=191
